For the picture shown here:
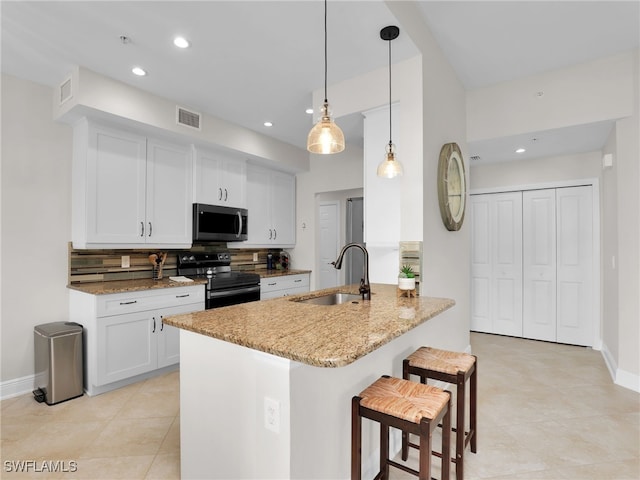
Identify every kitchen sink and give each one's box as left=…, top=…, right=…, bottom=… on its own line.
left=293, top=292, right=363, bottom=306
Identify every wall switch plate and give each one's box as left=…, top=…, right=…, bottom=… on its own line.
left=253, top=253, right=259, bottom=262
left=121, top=256, right=130, bottom=268
left=264, top=397, right=280, bottom=433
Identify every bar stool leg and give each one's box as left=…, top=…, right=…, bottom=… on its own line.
left=455, top=371, right=465, bottom=480
left=352, top=396, right=362, bottom=480
left=380, top=422, right=389, bottom=479
left=442, top=395, right=451, bottom=480
left=418, top=419, right=431, bottom=480
left=470, top=363, right=477, bottom=453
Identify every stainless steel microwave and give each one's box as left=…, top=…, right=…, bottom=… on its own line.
left=192, top=204, right=248, bottom=242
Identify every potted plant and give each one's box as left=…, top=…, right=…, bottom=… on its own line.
left=398, top=265, right=416, bottom=290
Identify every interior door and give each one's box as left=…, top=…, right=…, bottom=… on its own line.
left=556, top=186, right=593, bottom=346
left=318, top=202, right=340, bottom=289
left=470, top=192, right=523, bottom=336
left=523, top=189, right=557, bottom=342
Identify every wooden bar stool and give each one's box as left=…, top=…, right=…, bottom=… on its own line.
left=403, top=347, right=477, bottom=480
left=352, top=375, right=451, bottom=480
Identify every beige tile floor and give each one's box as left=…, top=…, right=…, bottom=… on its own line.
left=1, top=332, right=638, bottom=479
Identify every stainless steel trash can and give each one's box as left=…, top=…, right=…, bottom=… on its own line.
left=33, top=322, right=83, bottom=405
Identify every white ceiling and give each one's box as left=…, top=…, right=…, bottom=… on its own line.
left=2, top=1, right=639, bottom=164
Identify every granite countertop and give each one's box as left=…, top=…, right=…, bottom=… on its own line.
left=67, top=277, right=207, bottom=295
left=164, top=283, right=455, bottom=368
left=259, top=269, right=311, bottom=279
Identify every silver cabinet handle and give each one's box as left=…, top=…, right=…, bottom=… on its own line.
left=140, top=222, right=144, bottom=237
left=160, top=315, right=164, bottom=332
left=269, top=229, right=272, bottom=240
left=152, top=317, right=156, bottom=333
left=176, top=294, right=190, bottom=298
left=224, top=189, right=228, bottom=201
left=148, top=222, right=152, bottom=237
left=273, top=229, right=277, bottom=240
left=119, top=300, right=137, bottom=305
left=294, top=279, right=302, bottom=283
left=218, top=188, right=223, bottom=201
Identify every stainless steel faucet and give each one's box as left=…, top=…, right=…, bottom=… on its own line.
left=331, top=243, right=371, bottom=300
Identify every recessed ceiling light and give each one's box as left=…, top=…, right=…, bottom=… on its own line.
left=263, top=122, right=273, bottom=127
left=305, top=108, right=314, bottom=114
left=173, top=37, right=190, bottom=49
left=515, top=148, right=526, bottom=153
left=132, top=66, right=147, bottom=76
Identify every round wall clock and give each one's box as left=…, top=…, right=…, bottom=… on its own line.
left=437, top=142, right=467, bottom=231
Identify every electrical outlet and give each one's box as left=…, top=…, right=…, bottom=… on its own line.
left=253, top=252, right=259, bottom=262
left=121, top=256, right=130, bottom=268
left=264, top=397, right=280, bottom=433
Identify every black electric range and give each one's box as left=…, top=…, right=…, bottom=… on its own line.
left=177, top=252, right=261, bottom=309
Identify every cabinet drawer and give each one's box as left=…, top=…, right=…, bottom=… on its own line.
left=97, top=286, right=204, bottom=317
left=260, top=274, right=309, bottom=294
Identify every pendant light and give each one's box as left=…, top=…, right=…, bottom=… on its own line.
left=377, top=25, right=403, bottom=178
left=307, top=0, right=345, bottom=154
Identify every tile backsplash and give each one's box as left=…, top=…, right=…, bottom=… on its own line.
left=68, top=243, right=285, bottom=284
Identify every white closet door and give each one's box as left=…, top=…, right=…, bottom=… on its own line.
left=470, top=192, right=522, bottom=336
left=492, top=192, right=523, bottom=336
left=470, top=196, right=492, bottom=333
left=556, top=186, right=593, bottom=346
left=523, top=189, right=557, bottom=342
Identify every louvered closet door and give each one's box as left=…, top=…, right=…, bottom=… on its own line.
left=471, top=192, right=523, bottom=336
left=523, top=189, right=557, bottom=342
left=556, top=186, right=593, bottom=346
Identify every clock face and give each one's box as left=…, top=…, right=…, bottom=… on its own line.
left=437, top=143, right=466, bottom=231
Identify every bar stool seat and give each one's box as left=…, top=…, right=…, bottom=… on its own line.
left=352, top=375, right=451, bottom=480
left=403, top=347, right=477, bottom=480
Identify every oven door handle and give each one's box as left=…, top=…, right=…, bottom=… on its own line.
left=208, top=285, right=261, bottom=298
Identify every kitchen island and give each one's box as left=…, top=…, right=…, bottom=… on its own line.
left=164, top=283, right=456, bottom=479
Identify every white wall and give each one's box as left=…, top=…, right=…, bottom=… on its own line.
left=1, top=74, right=72, bottom=391
left=467, top=52, right=635, bottom=142
left=291, top=147, right=364, bottom=291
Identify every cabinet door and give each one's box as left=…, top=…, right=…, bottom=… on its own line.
left=86, top=125, right=147, bottom=244
left=156, top=302, right=204, bottom=368
left=245, top=165, right=272, bottom=244
left=271, top=171, right=296, bottom=246
left=97, top=311, right=157, bottom=385
left=194, top=148, right=223, bottom=205
left=221, top=158, right=247, bottom=208
left=146, top=138, right=193, bottom=245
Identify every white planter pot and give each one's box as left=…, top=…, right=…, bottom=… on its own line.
left=398, top=277, right=415, bottom=290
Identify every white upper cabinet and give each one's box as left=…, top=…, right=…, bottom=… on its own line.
left=193, top=146, right=246, bottom=208
left=238, top=164, right=295, bottom=247
left=72, top=119, right=192, bottom=248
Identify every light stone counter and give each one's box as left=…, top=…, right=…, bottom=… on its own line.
left=163, top=283, right=454, bottom=368
left=67, top=277, right=207, bottom=295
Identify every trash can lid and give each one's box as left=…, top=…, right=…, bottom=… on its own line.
left=35, top=322, right=82, bottom=337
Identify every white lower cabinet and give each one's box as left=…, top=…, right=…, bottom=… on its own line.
left=70, top=285, right=204, bottom=395
left=260, top=273, right=310, bottom=299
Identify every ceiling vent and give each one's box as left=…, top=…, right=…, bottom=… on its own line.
left=59, top=77, right=72, bottom=105
left=176, top=106, right=201, bottom=130
left=470, top=155, right=482, bottom=162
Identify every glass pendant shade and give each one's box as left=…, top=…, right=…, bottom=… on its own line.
left=377, top=143, right=403, bottom=178
left=307, top=102, right=345, bottom=154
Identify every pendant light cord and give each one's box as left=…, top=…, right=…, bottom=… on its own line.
left=323, top=0, right=328, bottom=103
left=388, top=36, right=392, bottom=147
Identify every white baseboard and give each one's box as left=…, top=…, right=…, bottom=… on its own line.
left=0, top=374, right=35, bottom=401
left=601, top=343, right=640, bottom=393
